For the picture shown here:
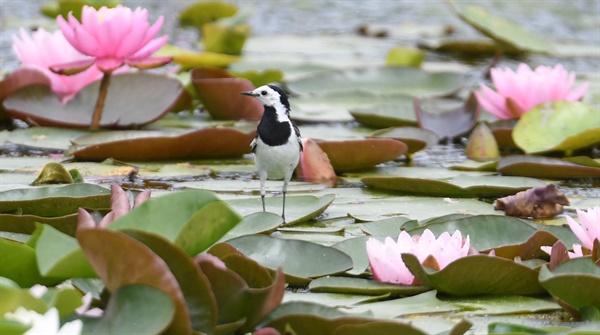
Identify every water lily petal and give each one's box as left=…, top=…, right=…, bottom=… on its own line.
left=129, top=35, right=169, bottom=61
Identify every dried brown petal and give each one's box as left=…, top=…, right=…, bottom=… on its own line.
left=494, top=184, right=569, bottom=219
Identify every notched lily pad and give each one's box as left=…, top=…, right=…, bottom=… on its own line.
left=287, top=66, right=466, bottom=97
left=512, top=101, right=600, bottom=154
left=368, top=127, right=439, bottom=154
left=4, top=73, right=186, bottom=129
left=317, top=139, right=408, bottom=172
left=416, top=93, right=480, bottom=140
left=498, top=155, right=600, bottom=179
left=402, top=253, right=546, bottom=296
left=362, top=171, right=545, bottom=197
left=71, top=127, right=255, bottom=161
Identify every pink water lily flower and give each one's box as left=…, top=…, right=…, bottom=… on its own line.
left=55, top=5, right=171, bottom=73
left=366, top=229, right=470, bottom=285
left=475, top=64, right=588, bottom=120
left=542, top=206, right=600, bottom=258
left=12, top=28, right=104, bottom=102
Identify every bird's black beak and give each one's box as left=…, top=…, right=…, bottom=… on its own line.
left=240, top=91, right=256, bottom=97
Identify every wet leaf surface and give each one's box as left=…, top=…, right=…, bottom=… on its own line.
left=368, top=127, right=439, bottom=154
left=317, top=138, right=407, bottom=172
left=309, top=276, right=431, bottom=296
left=416, top=93, right=480, bottom=140
left=288, top=66, right=466, bottom=97
left=227, top=194, right=335, bottom=224
left=498, top=155, right=600, bottom=179
left=512, top=101, right=600, bottom=154
left=4, top=73, right=185, bottom=129
left=71, top=127, right=255, bottom=161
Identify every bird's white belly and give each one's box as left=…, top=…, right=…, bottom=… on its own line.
left=254, top=137, right=301, bottom=180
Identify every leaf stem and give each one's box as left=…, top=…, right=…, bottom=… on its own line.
left=90, top=72, right=112, bottom=130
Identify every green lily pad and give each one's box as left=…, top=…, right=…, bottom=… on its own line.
left=409, top=215, right=538, bottom=251
left=109, top=189, right=242, bottom=256
left=450, top=295, right=560, bottom=315
left=0, top=68, right=51, bottom=120
left=512, top=101, right=600, bottom=154
left=0, top=237, right=61, bottom=287
left=41, top=0, right=120, bottom=20
left=402, top=254, right=546, bottom=296
left=418, top=38, right=522, bottom=56
left=449, top=2, right=554, bottom=54
left=498, top=155, right=600, bottom=179
left=539, top=258, right=600, bottom=313
left=178, top=1, right=237, bottom=28
left=81, top=285, right=174, bottom=335
left=78, top=229, right=192, bottom=334
left=317, top=139, right=407, bottom=172
left=332, top=236, right=371, bottom=275
left=368, top=127, right=439, bottom=154
left=347, top=290, right=459, bottom=318
left=219, top=212, right=283, bottom=242
left=71, top=127, right=255, bottom=161
left=156, top=45, right=239, bottom=70
left=360, top=216, right=414, bottom=236
left=287, top=66, right=466, bottom=97
left=291, top=91, right=412, bottom=123
left=226, top=194, right=335, bottom=225
left=0, top=184, right=110, bottom=217
left=362, top=171, right=545, bottom=197
left=283, top=292, right=387, bottom=308
left=309, top=276, right=431, bottom=297
left=0, top=277, right=47, bottom=314
left=386, top=46, right=425, bottom=67
left=4, top=73, right=185, bottom=129
left=350, top=103, right=418, bottom=128
left=447, top=159, right=498, bottom=172
left=0, top=213, right=78, bottom=236
left=226, top=234, right=353, bottom=282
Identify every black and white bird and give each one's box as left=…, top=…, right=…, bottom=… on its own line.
left=241, top=84, right=303, bottom=222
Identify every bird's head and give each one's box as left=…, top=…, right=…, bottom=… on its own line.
left=241, top=84, right=289, bottom=109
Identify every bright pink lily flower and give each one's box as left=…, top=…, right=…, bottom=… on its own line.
left=366, top=229, right=470, bottom=285
left=542, top=206, right=600, bottom=258
left=12, top=28, right=103, bottom=103
left=55, top=5, right=171, bottom=73
left=475, top=64, right=588, bottom=120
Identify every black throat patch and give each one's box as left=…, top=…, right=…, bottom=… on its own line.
left=257, top=105, right=291, bottom=146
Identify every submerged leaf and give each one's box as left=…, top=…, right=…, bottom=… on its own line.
left=494, top=184, right=570, bottom=219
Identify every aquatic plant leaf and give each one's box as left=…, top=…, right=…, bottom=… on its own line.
left=415, top=93, right=480, bottom=140
left=81, top=285, right=174, bottom=334
left=226, top=235, right=353, bottom=281
left=309, top=276, right=431, bottom=296
left=0, top=237, right=61, bottom=287
left=71, top=127, right=255, bottom=160
left=78, top=229, right=192, bottom=334
left=402, top=254, right=546, bottom=295
left=350, top=102, right=418, bottom=129
left=450, top=295, right=560, bottom=316
left=0, top=127, right=89, bottom=151
left=498, top=155, right=600, bottom=179
left=0, top=213, right=78, bottom=237
left=368, top=127, right=439, bottom=154
left=3, top=73, right=186, bottom=129
left=512, top=101, right=600, bottom=154
left=178, top=1, right=238, bottom=28
left=287, top=66, right=466, bottom=97
left=362, top=171, right=544, bottom=197
left=494, top=184, right=569, bottom=219
left=386, top=46, right=425, bottom=67
left=31, top=162, right=74, bottom=186
left=41, top=0, right=120, bottom=20
left=465, top=122, right=499, bottom=161
left=296, top=138, right=337, bottom=186
left=156, top=44, right=239, bottom=70
left=191, top=67, right=263, bottom=120
left=0, top=184, right=110, bottom=217
left=317, top=138, right=407, bottom=172
left=0, top=68, right=50, bottom=120
left=347, top=291, right=460, bottom=318
left=202, top=23, right=251, bottom=56
left=0, top=277, right=48, bottom=315
left=449, top=2, right=554, bottom=53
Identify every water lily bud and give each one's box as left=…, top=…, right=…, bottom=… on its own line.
left=466, top=122, right=499, bottom=161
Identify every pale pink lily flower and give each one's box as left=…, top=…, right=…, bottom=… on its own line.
left=541, top=206, right=599, bottom=258
left=475, top=64, right=589, bottom=119
left=55, top=5, right=171, bottom=73
left=366, top=229, right=470, bottom=285
left=12, top=28, right=103, bottom=102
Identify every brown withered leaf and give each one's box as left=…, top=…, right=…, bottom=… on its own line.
left=493, top=184, right=569, bottom=219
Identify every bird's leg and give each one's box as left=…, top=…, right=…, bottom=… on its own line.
left=282, top=168, right=294, bottom=223
left=259, top=170, right=267, bottom=212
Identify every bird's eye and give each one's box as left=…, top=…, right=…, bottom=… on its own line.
left=261, top=90, right=267, bottom=96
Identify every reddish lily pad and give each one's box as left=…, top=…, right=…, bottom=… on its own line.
left=287, top=66, right=466, bottom=97
left=3, top=73, right=186, bottom=129
left=498, top=155, right=600, bottom=179
left=362, top=172, right=545, bottom=197
left=512, top=101, right=600, bottom=154
left=402, top=253, right=546, bottom=296
left=415, top=93, right=480, bottom=141
left=71, top=127, right=255, bottom=161
left=368, top=127, right=439, bottom=154
left=316, top=138, right=408, bottom=172
left=191, top=67, right=263, bottom=120
left=78, top=229, right=193, bottom=334
left=489, top=119, right=518, bottom=148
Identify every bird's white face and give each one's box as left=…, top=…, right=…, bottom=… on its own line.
left=248, top=85, right=282, bottom=106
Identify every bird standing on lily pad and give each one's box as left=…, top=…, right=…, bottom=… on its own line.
left=241, top=85, right=303, bottom=223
